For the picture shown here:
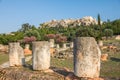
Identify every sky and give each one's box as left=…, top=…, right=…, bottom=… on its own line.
left=0, top=0, right=120, bottom=33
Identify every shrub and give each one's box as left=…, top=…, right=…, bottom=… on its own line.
left=104, top=29, right=113, bottom=39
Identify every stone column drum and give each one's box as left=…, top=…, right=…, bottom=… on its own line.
left=98, top=40, right=103, bottom=47
left=32, top=41, right=50, bottom=70
left=74, top=37, right=101, bottom=78
left=25, top=44, right=30, bottom=49
left=70, top=42, right=74, bottom=48
left=49, top=39, right=55, bottom=48
left=63, top=43, right=67, bottom=48
left=9, top=42, right=25, bottom=66
left=56, top=44, right=60, bottom=49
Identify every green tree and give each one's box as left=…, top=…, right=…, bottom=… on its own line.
left=112, top=19, right=120, bottom=35
left=75, top=26, right=102, bottom=41
left=31, top=25, right=37, bottom=30
left=98, top=14, right=101, bottom=26
left=0, top=36, right=8, bottom=44
left=97, top=14, right=103, bottom=40
left=76, top=27, right=90, bottom=37
left=24, top=30, right=41, bottom=40
left=104, top=29, right=113, bottom=40
left=19, top=23, right=32, bottom=32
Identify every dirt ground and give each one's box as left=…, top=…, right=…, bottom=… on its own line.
left=0, top=67, right=66, bottom=80
left=0, top=67, right=120, bottom=80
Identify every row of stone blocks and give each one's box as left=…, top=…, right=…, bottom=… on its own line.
left=9, top=37, right=101, bottom=78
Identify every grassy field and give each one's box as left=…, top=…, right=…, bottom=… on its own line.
left=51, top=56, right=120, bottom=78
left=0, top=39, right=120, bottom=78
left=51, top=39, right=120, bottom=77
left=51, top=57, right=73, bottom=70
left=100, top=39, right=120, bottom=77
left=0, top=53, right=9, bottom=64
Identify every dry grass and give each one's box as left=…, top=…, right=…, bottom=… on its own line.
left=0, top=53, right=9, bottom=64
left=0, top=39, right=120, bottom=78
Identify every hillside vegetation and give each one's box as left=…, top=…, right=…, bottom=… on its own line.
left=0, top=16, right=120, bottom=45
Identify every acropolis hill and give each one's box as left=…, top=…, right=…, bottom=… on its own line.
left=40, top=16, right=101, bottom=28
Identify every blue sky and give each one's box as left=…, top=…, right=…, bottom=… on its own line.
left=0, top=0, right=120, bottom=33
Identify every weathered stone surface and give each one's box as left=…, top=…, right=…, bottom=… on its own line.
left=49, top=39, right=55, bottom=48
left=65, top=73, right=74, bottom=80
left=115, top=35, right=120, bottom=40
left=63, top=67, right=70, bottom=72
left=25, top=44, right=30, bottom=49
left=40, top=16, right=99, bottom=28
left=50, top=48, right=56, bottom=57
left=98, top=40, right=103, bottom=47
left=24, top=49, right=32, bottom=55
left=70, top=42, right=74, bottom=48
left=0, top=68, right=65, bottom=80
left=43, top=69, right=54, bottom=73
left=56, top=44, right=60, bottom=49
left=101, top=54, right=108, bottom=61
left=24, top=44, right=32, bottom=55
left=9, top=42, right=25, bottom=67
left=63, top=43, right=67, bottom=48
left=0, top=44, right=8, bottom=53
left=32, top=41, right=50, bottom=70
left=88, top=77, right=104, bottom=80
left=74, top=37, right=101, bottom=78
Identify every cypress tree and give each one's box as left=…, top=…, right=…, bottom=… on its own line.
left=98, top=14, right=101, bottom=26
left=97, top=14, right=102, bottom=40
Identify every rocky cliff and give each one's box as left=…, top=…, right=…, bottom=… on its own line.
left=40, top=16, right=99, bottom=28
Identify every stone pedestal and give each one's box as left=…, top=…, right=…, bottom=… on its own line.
left=98, top=40, right=103, bottom=47
left=25, top=44, right=30, bottom=49
left=63, top=43, right=67, bottom=48
left=74, top=37, right=101, bottom=78
left=9, top=42, right=25, bottom=66
left=49, top=39, right=55, bottom=48
left=56, top=44, right=60, bottom=49
left=70, top=42, right=73, bottom=48
left=32, top=41, right=50, bottom=70
left=24, top=44, right=32, bottom=55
